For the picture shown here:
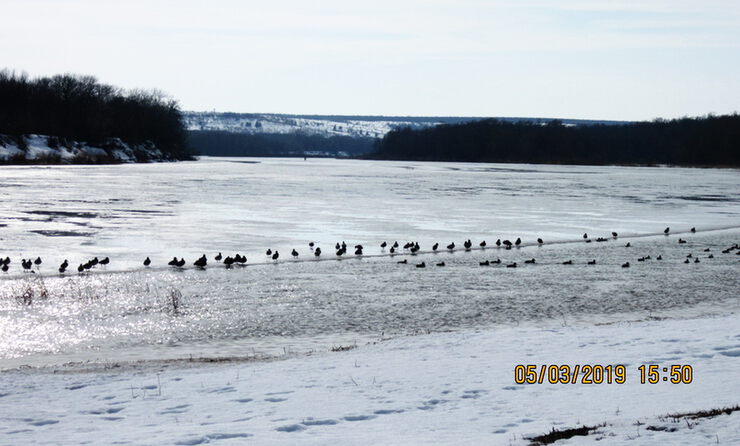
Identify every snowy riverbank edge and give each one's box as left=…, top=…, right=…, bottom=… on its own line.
left=2, top=313, right=740, bottom=445
left=0, top=134, right=171, bottom=163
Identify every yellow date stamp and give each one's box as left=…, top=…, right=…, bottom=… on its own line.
left=514, top=364, right=693, bottom=384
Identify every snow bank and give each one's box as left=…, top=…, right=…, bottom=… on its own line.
left=0, top=134, right=168, bottom=164
left=2, top=313, right=738, bottom=445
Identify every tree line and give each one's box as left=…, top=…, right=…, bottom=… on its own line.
left=188, top=130, right=376, bottom=157
left=0, top=69, right=192, bottom=160
left=367, top=115, right=740, bottom=167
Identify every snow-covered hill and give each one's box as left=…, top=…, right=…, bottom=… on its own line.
left=184, top=112, right=626, bottom=138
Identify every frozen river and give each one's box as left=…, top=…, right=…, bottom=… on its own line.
left=0, top=158, right=738, bottom=368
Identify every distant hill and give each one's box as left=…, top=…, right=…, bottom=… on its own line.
left=184, top=111, right=628, bottom=139
left=184, top=112, right=629, bottom=158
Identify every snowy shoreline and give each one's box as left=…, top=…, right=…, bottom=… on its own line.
left=2, top=312, right=739, bottom=445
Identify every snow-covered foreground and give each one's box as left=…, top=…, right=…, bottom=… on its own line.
left=2, top=312, right=739, bottom=445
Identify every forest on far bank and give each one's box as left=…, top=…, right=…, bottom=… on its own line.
left=367, top=114, right=740, bottom=167
left=0, top=70, right=192, bottom=161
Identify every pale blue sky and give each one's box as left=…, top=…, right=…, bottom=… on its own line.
left=2, top=0, right=739, bottom=120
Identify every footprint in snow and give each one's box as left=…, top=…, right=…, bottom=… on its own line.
left=302, top=418, right=339, bottom=426
left=374, top=409, right=404, bottom=415
left=344, top=415, right=377, bottom=422
left=275, top=424, right=306, bottom=432
left=27, top=419, right=59, bottom=426
left=175, top=433, right=252, bottom=444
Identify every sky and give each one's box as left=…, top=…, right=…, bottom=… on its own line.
left=1, top=0, right=740, bottom=120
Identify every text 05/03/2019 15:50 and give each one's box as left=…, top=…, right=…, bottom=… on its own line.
left=513, top=364, right=694, bottom=385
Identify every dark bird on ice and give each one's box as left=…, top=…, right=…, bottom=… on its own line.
left=144, top=257, right=151, bottom=266
left=380, top=241, right=387, bottom=249
left=272, top=251, right=280, bottom=261
left=622, top=262, right=630, bottom=268
left=480, top=260, right=490, bottom=266
left=524, top=258, right=535, bottom=264
left=397, top=259, right=407, bottom=264
left=436, top=262, right=445, bottom=267
left=432, top=243, right=439, bottom=251
left=479, top=240, right=487, bottom=248
left=664, top=227, right=670, bottom=235
left=515, top=237, right=521, bottom=247
left=291, top=249, right=299, bottom=258
left=447, top=242, right=455, bottom=250
left=690, top=227, right=696, bottom=233
left=612, top=232, right=618, bottom=238
left=99, top=257, right=110, bottom=266
left=266, top=249, right=272, bottom=256
left=506, top=262, right=517, bottom=268
left=416, top=262, right=426, bottom=268
left=194, top=255, right=207, bottom=269
left=215, top=252, right=222, bottom=261
left=562, top=260, right=573, bottom=265
left=537, top=238, right=543, bottom=245
left=314, top=247, right=322, bottom=257
left=587, top=259, right=596, bottom=265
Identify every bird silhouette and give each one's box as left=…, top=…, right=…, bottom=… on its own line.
left=380, top=241, right=387, bottom=249
left=496, top=239, right=501, bottom=247
left=194, top=255, right=207, bottom=269
left=524, top=258, right=535, bottom=264
left=99, top=257, right=110, bottom=267
left=515, top=237, right=521, bottom=247
left=309, top=242, right=315, bottom=248
left=690, top=227, right=696, bottom=233
left=480, top=260, right=490, bottom=266
left=464, top=240, right=472, bottom=250
left=612, top=232, right=618, bottom=238
left=583, top=233, right=588, bottom=240
left=168, top=257, right=178, bottom=266
left=215, top=252, right=222, bottom=262
left=1, top=264, right=8, bottom=273
left=314, top=247, right=322, bottom=257
left=537, top=238, right=543, bottom=245
left=479, top=240, right=487, bottom=248
left=587, top=259, right=596, bottom=265
left=223, top=256, right=235, bottom=267
left=436, top=262, right=445, bottom=266
left=272, top=251, right=280, bottom=261
left=562, top=260, right=573, bottom=265
left=506, top=262, right=517, bottom=268
left=397, top=259, right=407, bottom=264
left=416, top=262, right=426, bottom=268
left=447, top=242, right=455, bottom=250
left=266, top=249, right=272, bottom=256
left=144, top=257, right=151, bottom=266
left=664, top=227, right=670, bottom=235
left=622, top=262, right=630, bottom=268
left=291, top=249, right=299, bottom=258
left=432, top=243, right=439, bottom=251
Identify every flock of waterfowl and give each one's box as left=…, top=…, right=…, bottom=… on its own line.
left=2, top=226, right=738, bottom=276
